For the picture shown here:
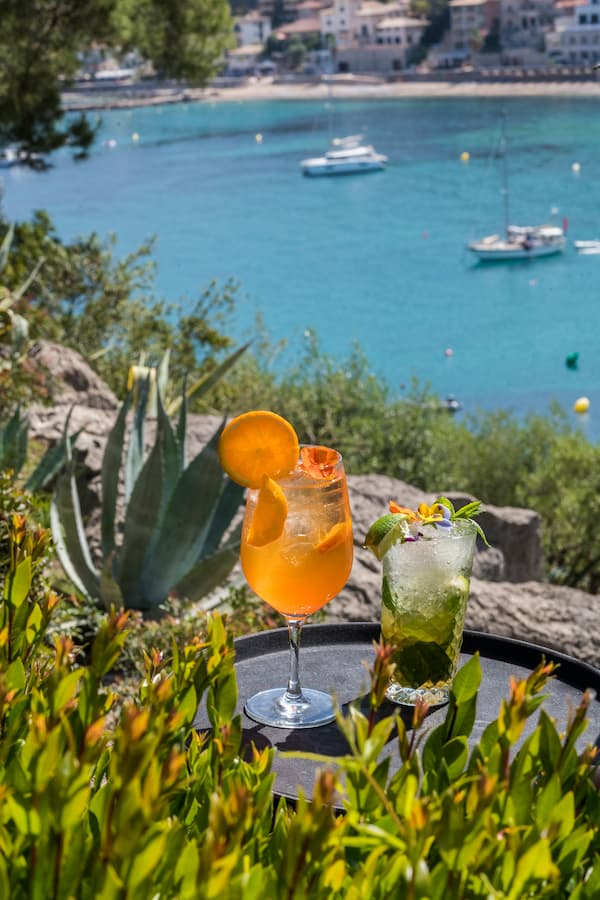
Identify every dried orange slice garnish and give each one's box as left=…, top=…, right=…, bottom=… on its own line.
left=217, top=410, right=299, bottom=488
left=315, top=521, right=351, bottom=554
left=300, top=445, right=339, bottom=479
left=247, top=476, right=288, bottom=547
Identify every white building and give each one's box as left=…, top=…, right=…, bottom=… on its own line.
left=374, top=15, right=430, bottom=49
left=547, top=0, right=600, bottom=63
left=234, top=11, right=272, bottom=47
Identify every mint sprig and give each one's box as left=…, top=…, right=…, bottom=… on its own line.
left=435, top=496, right=490, bottom=547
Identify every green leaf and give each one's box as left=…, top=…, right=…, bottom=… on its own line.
left=201, top=476, right=244, bottom=558
left=174, top=540, right=240, bottom=604
left=0, top=223, right=14, bottom=272
left=25, top=426, right=84, bottom=493
left=101, top=392, right=131, bottom=558
left=451, top=654, right=482, bottom=704
left=139, top=423, right=227, bottom=608
left=167, top=341, right=251, bottom=414
left=125, top=373, right=150, bottom=504
left=51, top=465, right=100, bottom=600
left=4, top=556, right=31, bottom=607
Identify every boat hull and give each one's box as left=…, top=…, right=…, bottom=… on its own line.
left=301, top=158, right=386, bottom=176
left=468, top=242, right=565, bottom=261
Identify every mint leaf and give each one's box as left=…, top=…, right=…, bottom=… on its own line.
left=394, top=640, right=454, bottom=687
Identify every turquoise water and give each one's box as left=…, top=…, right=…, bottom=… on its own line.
left=3, top=95, right=600, bottom=436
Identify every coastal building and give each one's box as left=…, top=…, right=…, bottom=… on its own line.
left=447, top=0, right=490, bottom=53
left=234, top=11, right=272, bottom=46
left=546, top=0, right=600, bottom=64
left=497, top=0, right=558, bottom=63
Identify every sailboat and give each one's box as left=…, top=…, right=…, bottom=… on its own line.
left=467, top=120, right=566, bottom=262
left=300, top=77, right=387, bottom=177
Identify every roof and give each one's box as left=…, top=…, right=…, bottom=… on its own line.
left=377, top=15, right=428, bottom=27
left=229, top=43, right=264, bottom=57
left=236, top=10, right=271, bottom=22
left=449, top=0, right=486, bottom=6
left=356, top=1, right=403, bottom=16
left=280, top=15, right=322, bottom=33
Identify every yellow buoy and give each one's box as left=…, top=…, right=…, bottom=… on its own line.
left=574, top=396, right=590, bottom=414
left=255, top=133, right=263, bottom=143
left=460, top=151, right=470, bottom=162
left=572, top=162, right=581, bottom=174
left=132, top=132, right=140, bottom=142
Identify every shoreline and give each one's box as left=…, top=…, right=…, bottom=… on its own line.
left=61, top=77, right=600, bottom=111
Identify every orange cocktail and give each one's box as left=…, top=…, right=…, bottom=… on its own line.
left=218, top=414, right=353, bottom=729
left=241, top=454, right=353, bottom=617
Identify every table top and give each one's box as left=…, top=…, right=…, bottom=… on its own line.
left=193, top=623, right=600, bottom=807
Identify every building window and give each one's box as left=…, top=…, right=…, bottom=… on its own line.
left=395, top=36, right=400, bottom=42
left=592, top=13, right=599, bottom=23
left=579, top=14, right=587, bottom=24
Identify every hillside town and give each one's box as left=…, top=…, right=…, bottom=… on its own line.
left=228, top=0, right=600, bottom=76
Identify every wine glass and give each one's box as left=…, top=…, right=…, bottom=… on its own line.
left=240, top=445, right=353, bottom=728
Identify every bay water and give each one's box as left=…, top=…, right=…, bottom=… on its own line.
left=3, top=94, right=600, bottom=437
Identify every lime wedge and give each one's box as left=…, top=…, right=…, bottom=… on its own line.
left=363, top=513, right=410, bottom=561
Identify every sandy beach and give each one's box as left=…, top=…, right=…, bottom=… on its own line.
left=62, top=75, right=600, bottom=111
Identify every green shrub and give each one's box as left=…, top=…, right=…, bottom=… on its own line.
left=1, top=510, right=600, bottom=898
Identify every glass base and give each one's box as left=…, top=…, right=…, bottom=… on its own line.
left=385, top=681, right=450, bottom=708
left=244, top=688, right=336, bottom=729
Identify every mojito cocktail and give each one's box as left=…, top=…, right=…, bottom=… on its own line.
left=364, top=499, right=483, bottom=707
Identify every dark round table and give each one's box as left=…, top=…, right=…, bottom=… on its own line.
left=194, top=623, right=600, bottom=808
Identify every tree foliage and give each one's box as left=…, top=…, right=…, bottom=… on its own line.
left=0, top=0, right=234, bottom=160
left=1, top=211, right=238, bottom=400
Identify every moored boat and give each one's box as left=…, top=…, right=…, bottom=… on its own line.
left=301, top=134, right=388, bottom=177
left=469, top=225, right=566, bottom=261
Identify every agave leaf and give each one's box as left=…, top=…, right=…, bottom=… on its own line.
left=25, top=426, right=84, bottom=493
left=12, top=256, right=44, bottom=301
left=99, top=556, right=123, bottom=611
left=117, top=415, right=169, bottom=609
left=174, top=538, right=241, bottom=605
left=201, top=476, right=245, bottom=558
left=139, top=422, right=226, bottom=608
left=101, top=393, right=131, bottom=559
left=175, top=376, right=187, bottom=471
left=167, top=342, right=250, bottom=415
left=0, top=224, right=14, bottom=273
left=125, top=373, right=150, bottom=503
left=0, top=406, right=28, bottom=474
left=156, top=385, right=181, bottom=498
left=156, top=348, right=171, bottom=407
left=50, top=463, right=100, bottom=600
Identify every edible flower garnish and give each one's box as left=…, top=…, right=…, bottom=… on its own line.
left=300, top=445, right=338, bottom=479
left=364, top=496, right=489, bottom=561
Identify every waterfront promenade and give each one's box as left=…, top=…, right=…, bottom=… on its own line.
left=61, top=69, right=600, bottom=112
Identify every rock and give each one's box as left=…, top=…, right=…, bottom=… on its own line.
left=28, top=340, right=119, bottom=411
left=21, top=345, right=599, bottom=667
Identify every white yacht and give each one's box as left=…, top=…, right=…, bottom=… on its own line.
left=301, top=135, right=387, bottom=177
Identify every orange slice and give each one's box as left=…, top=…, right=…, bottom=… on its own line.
left=247, top=476, right=288, bottom=547
left=300, top=445, right=339, bottom=480
left=217, top=410, right=299, bottom=488
left=315, top=521, right=351, bottom=554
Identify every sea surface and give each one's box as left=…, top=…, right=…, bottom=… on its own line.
left=3, top=94, right=600, bottom=438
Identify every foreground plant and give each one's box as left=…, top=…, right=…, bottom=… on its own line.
left=1, top=507, right=600, bottom=898
left=51, top=352, right=247, bottom=617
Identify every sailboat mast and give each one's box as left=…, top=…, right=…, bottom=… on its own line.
left=500, top=116, right=510, bottom=235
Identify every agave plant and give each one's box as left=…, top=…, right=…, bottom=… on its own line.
left=51, top=348, right=248, bottom=616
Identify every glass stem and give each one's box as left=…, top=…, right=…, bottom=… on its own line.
left=285, top=617, right=306, bottom=702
